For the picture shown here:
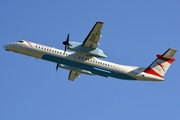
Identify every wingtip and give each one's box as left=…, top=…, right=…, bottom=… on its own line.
left=97, top=21, right=103, bottom=24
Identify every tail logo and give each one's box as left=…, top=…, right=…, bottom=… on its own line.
left=156, top=62, right=165, bottom=71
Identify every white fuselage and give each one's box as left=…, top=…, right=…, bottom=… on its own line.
left=4, top=40, right=164, bottom=81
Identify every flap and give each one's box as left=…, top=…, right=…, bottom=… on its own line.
left=68, top=70, right=81, bottom=81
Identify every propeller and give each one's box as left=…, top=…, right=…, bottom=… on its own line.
left=62, top=33, right=70, bottom=53
left=56, top=33, right=70, bottom=71
left=56, top=63, right=59, bottom=71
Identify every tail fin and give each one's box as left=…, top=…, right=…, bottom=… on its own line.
left=144, top=48, right=177, bottom=78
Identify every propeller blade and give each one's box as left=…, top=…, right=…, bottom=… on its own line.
left=63, top=33, right=70, bottom=53
left=64, top=45, right=67, bottom=54
left=66, top=33, right=69, bottom=45
left=56, top=63, right=59, bottom=71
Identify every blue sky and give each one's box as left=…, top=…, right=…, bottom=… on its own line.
left=1, top=0, right=180, bottom=119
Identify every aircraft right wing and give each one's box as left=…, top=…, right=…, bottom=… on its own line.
left=67, top=22, right=107, bottom=58
left=68, top=70, right=81, bottom=81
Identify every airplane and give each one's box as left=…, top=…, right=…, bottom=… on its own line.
left=3, top=21, right=177, bottom=81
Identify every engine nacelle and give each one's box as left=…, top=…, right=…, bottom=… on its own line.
left=68, top=41, right=107, bottom=58
left=59, top=64, right=94, bottom=75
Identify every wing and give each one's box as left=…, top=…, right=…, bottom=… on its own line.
left=82, top=21, right=103, bottom=49
left=68, top=70, right=81, bottom=81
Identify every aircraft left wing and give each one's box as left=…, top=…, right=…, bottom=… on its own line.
left=82, top=22, right=103, bottom=49
left=68, top=70, right=81, bottom=81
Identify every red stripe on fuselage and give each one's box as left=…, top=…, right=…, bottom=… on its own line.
left=26, top=41, right=32, bottom=47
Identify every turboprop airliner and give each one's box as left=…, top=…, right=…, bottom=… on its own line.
left=3, top=22, right=177, bottom=81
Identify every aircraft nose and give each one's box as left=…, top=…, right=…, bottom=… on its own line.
left=3, top=44, right=11, bottom=51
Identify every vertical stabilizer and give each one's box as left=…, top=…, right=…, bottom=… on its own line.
left=144, top=48, right=177, bottom=78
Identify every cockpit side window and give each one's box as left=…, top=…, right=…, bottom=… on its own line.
left=17, top=40, right=24, bottom=43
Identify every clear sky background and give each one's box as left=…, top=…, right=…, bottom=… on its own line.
left=1, top=0, right=180, bottom=120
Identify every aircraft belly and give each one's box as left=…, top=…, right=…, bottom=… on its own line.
left=41, top=54, right=137, bottom=80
